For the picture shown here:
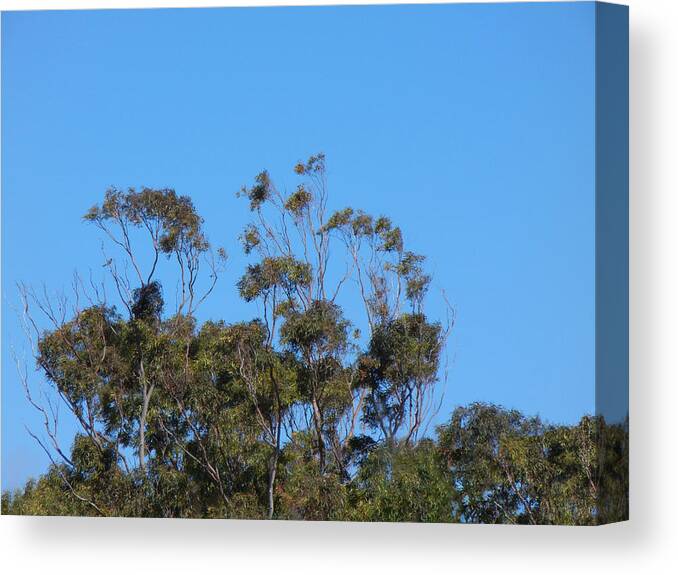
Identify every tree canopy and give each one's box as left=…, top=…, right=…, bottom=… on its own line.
left=2, top=155, right=628, bottom=524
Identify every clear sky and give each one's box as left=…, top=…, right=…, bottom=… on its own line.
left=1, top=2, right=597, bottom=490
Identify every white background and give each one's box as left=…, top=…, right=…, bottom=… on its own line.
left=1, top=0, right=676, bottom=573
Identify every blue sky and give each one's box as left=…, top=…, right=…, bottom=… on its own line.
left=2, top=2, right=597, bottom=490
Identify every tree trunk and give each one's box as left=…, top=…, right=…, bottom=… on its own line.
left=138, top=360, right=154, bottom=474
left=311, top=397, right=325, bottom=474
left=267, top=447, right=279, bottom=519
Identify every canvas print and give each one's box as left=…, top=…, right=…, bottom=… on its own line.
left=1, top=2, right=628, bottom=524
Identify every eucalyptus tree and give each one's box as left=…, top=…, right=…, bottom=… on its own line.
left=12, top=154, right=450, bottom=519
left=17, top=187, right=228, bottom=514
left=6, top=155, right=627, bottom=524
left=236, top=154, right=450, bottom=495
left=435, top=403, right=628, bottom=525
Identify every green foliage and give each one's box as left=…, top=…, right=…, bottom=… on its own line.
left=239, top=170, right=272, bottom=211
left=397, top=252, right=431, bottom=305
left=3, top=468, right=91, bottom=517
left=293, top=153, right=325, bottom=176
left=323, top=207, right=354, bottom=232
left=85, top=187, right=208, bottom=254
left=359, top=313, right=443, bottom=441
left=349, top=440, right=454, bottom=523
left=280, top=300, right=350, bottom=357
left=277, top=432, right=349, bottom=521
left=5, top=154, right=628, bottom=524
left=131, top=281, right=164, bottom=322
left=237, top=256, right=312, bottom=302
left=436, top=403, right=628, bottom=525
left=37, top=305, right=124, bottom=419
left=284, top=185, right=312, bottom=217
left=239, top=224, right=261, bottom=255
left=380, top=226, right=403, bottom=253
